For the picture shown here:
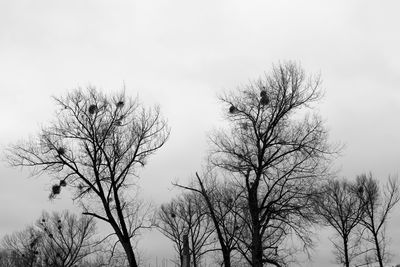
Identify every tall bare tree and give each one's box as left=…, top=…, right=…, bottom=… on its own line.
left=355, top=173, right=400, bottom=267
left=209, top=62, right=336, bottom=266
left=313, top=178, right=366, bottom=267
left=156, top=192, right=215, bottom=267
left=6, top=88, right=170, bottom=267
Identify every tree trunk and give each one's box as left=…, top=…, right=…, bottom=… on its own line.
left=222, top=250, right=231, bottom=267
left=343, top=237, right=350, bottom=267
left=373, top=233, right=384, bottom=267
left=121, top=239, right=138, bottom=267
left=249, top=188, right=263, bottom=267
left=182, top=234, right=190, bottom=267
left=251, top=232, right=263, bottom=267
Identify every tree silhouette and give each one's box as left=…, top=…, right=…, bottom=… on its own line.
left=1, top=210, right=99, bottom=267
left=37, top=211, right=99, bottom=267
left=1, top=227, right=41, bottom=267
left=6, top=88, right=170, bottom=267
left=313, top=178, right=365, bottom=267
left=156, top=192, right=215, bottom=267
left=174, top=171, right=245, bottom=267
left=355, top=173, right=400, bottom=267
left=209, top=62, right=336, bottom=266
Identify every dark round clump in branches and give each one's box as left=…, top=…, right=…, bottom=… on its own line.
left=260, top=90, right=267, bottom=97
left=57, top=147, right=65, bottom=155
left=170, top=213, right=176, bottom=218
left=88, top=104, right=97, bottom=114
left=52, top=184, right=61, bottom=195
left=229, top=105, right=237, bottom=114
left=260, top=94, right=269, bottom=106
left=116, top=101, right=124, bottom=108
left=59, top=180, right=67, bottom=187
left=358, top=186, right=364, bottom=195
left=260, top=89, right=270, bottom=105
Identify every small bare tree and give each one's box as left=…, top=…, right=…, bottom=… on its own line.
left=0, top=249, right=19, bottom=267
left=1, top=227, right=41, bottom=267
left=209, top=62, right=336, bottom=266
left=355, top=173, right=400, bottom=267
left=36, top=210, right=99, bottom=267
left=6, top=88, right=170, bottom=267
left=175, top=171, right=245, bottom=267
left=1, top=210, right=99, bottom=267
left=313, top=178, right=366, bottom=267
left=156, top=192, right=215, bottom=267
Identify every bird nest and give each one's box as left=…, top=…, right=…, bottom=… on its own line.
left=57, top=147, right=66, bottom=155
left=88, top=104, right=98, bottom=114
left=260, top=95, right=269, bottom=106
left=52, top=184, right=61, bottom=195
left=260, top=90, right=267, bottom=97
left=116, top=101, right=124, bottom=108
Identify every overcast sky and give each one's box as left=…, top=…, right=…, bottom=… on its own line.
left=1, top=1, right=400, bottom=266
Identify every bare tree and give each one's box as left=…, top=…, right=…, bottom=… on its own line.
left=209, top=62, right=336, bottom=266
left=156, top=201, right=186, bottom=265
left=6, top=88, right=170, bottom=267
left=175, top=171, right=245, bottom=267
left=36, top=210, right=99, bottom=267
left=1, top=210, right=99, bottom=267
left=156, top=192, right=215, bottom=267
left=355, top=173, right=400, bottom=267
left=1, top=227, right=41, bottom=267
left=313, top=178, right=366, bottom=267
left=0, top=249, right=18, bottom=267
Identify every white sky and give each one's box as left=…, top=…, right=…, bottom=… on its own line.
left=1, top=1, right=400, bottom=266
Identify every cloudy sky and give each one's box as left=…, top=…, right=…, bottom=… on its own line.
left=1, top=0, right=400, bottom=266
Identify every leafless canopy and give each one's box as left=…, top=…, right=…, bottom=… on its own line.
left=313, top=178, right=366, bottom=267
left=156, top=192, right=215, bottom=267
left=1, top=227, right=41, bottom=267
left=174, top=171, right=246, bottom=267
left=355, top=173, right=400, bottom=267
left=6, top=87, right=170, bottom=267
left=37, top=211, right=99, bottom=267
left=1, top=210, right=99, bottom=267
